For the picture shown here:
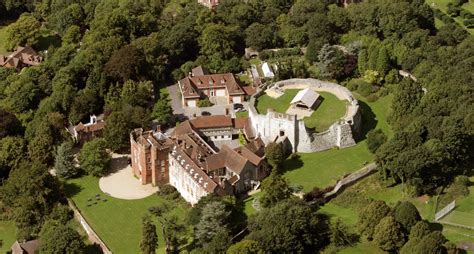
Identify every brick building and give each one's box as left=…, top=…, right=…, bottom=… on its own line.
left=178, top=66, right=255, bottom=107
left=130, top=116, right=267, bottom=205
left=69, top=115, right=106, bottom=144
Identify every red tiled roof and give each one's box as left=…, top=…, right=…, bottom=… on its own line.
left=242, top=86, right=256, bottom=96
left=190, top=115, right=233, bottom=129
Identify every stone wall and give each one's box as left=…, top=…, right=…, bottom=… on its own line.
left=249, top=79, right=361, bottom=153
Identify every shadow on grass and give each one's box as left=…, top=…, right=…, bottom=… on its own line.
left=281, top=155, right=304, bottom=174
left=357, top=100, right=377, bottom=142
left=106, top=155, right=130, bottom=175
left=64, top=182, right=83, bottom=198
left=84, top=243, right=103, bottom=254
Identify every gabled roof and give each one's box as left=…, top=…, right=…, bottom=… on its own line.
left=190, top=115, right=233, bottom=129
left=290, top=88, right=320, bottom=108
left=0, top=46, right=42, bottom=69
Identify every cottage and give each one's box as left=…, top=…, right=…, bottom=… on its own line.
left=178, top=66, right=253, bottom=107
left=69, top=114, right=106, bottom=143
left=0, top=46, right=43, bottom=69
left=11, top=240, right=40, bottom=254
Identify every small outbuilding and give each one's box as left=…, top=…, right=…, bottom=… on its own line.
left=11, top=239, right=40, bottom=254
left=261, top=62, right=275, bottom=78
left=290, top=88, right=321, bottom=110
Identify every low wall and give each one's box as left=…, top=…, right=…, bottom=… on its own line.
left=249, top=79, right=361, bottom=153
left=68, top=200, right=112, bottom=254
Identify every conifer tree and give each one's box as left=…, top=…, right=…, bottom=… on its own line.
left=140, top=216, right=157, bottom=254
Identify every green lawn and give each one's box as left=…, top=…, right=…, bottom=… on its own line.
left=339, top=239, right=387, bottom=254
left=256, top=89, right=348, bottom=132
left=426, top=0, right=474, bottom=34
left=283, top=94, right=393, bottom=191
left=0, top=220, right=17, bottom=253
left=235, top=111, right=249, bottom=118
left=0, top=24, right=9, bottom=54
left=65, top=175, right=190, bottom=254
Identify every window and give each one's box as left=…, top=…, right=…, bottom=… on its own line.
left=221, top=135, right=224, bottom=138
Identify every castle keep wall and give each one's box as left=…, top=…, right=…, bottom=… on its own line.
left=249, top=79, right=362, bottom=153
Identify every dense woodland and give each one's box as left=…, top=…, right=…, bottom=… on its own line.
left=0, top=0, right=473, bottom=253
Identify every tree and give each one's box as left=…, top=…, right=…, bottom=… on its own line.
left=152, top=97, right=173, bottom=126
left=201, top=227, right=231, bottom=254
left=245, top=23, right=276, bottom=50
left=373, top=216, right=406, bottom=252
left=409, top=220, right=431, bottom=239
left=104, top=110, right=133, bottom=151
left=79, top=138, right=111, bottom=177
left=247, top=199, right=328, bottom=253
left=393, top=201, right=421, bottom=232
left=47, top=3, right=84, bottom=35
left=104, top=44, right=146, bottom=82
left=330, top=219, right=357, bottom=247
left=358, top=200, right=391, bottom=239
left=121, top=80, right=153, bottom=107
left=227, top=240, right=263, bottom=254
left=0, top=136, right=26, bottom=179
left=195, top=201, right=231, bottom=245
left=5, top=13, right=41, bottom=50
left=39, top=221, right=85, bottom=254
left=264, top=142, right=286, bottom=170
left=415, top=231, right=447, bottom=254
left=367, top=129, right=388, bottom=153
left=0, top=108, right=22, bottom=138
left=140, top=216, right=157, bottom=254
left=0, top=162, right=65, bottom=239
left=375, top=45, right=390, bottom=75
left=55, top=142, right=79, bottom=179
left=259, top=172, right=292, bottom=208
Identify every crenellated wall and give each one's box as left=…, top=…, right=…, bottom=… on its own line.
left=249, top=79, right=362, bottom=153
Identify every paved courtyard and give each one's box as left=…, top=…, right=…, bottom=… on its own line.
left=99, top=154, right=158, bottom=200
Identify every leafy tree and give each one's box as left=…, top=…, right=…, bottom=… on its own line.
left=39, top=221, right=85, bottom=254
left=264, top=142, right=286, bottom=170
left=393, top=201, right=421, bottom=232
left=245, top=22, right=277, bottom=50
left=409, top=220, right=431, bottom=239
left=140, top=216, right=157, bottom=254
left=227, top=240, right=263, bottom=254
left=318, top=44, right=356, bottom=80
left=0, top=108, right=22, bottom=138
left=400, top=236, right=422, bottom=254
left=121, top=80, right=153, bottom=107
left=152, top=97, right=173, bottom=126
left=104, top=110, right=133, bottom=151
left=79, top=138, right=111, bottom=177
left=104, top=44, right=147, bottom=82
left=306, top=39, right=324, bottom=63
left=414, top=231, right=447, bottom=254
left=330, top=219, right=357, bottom=247
left=367, top=129, right=387, bottom=153
left=247, top=199, right=328, bottom=253
left=375, top=45, right=390, bottom=75
left=358, top=200, right=391, bottom=239
left=0, top=162, right=65, bottom=239
left=47, top=204, right=73, bottom=225
left=195, top=201, right=231, bottom=245
left=47, top=3, right=84, bottom=35
left=0, top=136, right=26, bottom=179
left=201, top=227, right=231, bottom=254
left=55, top=142, right=79, bottom=179
left=62, top=25, right=82, bottom=45
left=5, top=13, right=41, bottom=50
left=28, top=125, right=55, bottom=165
left=373, top=216, right=406, bottom=252
left=259, top=172, right=292, bottom=208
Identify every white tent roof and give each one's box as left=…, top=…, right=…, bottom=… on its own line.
left=290, top=88, right=320, bottom=108
left=262, top=62, right=274, bottom=78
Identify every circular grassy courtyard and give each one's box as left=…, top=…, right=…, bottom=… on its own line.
left=256, top=89, right=348, bottom=132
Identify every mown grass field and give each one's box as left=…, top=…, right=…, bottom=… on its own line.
left=0, top=220, right=17, bottom=253
left=256, top=89, right=348, bottom=132
left=65, top=175, right=190, bottom=254
left=283, top=94, right=393, bottom=191
left=426, top=0, right=474, bottom=34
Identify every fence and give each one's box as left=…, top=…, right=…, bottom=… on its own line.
left=435, top=200, right=456, bottom=221
left=68, top=199, right=112, bottom=254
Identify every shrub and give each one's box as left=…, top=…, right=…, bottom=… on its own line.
left=366, top=94, right=379, bottom=102
left=378, top=87, right=390, bottom=97
left=393, top=201, right=421, bottom=232
left=357, top=81, right=373, bottom=97
left=197, top=98, right=213, bottom=107
left=159, top=184, right=180, bottom=200
left=367, top=129, right=387, bottom=153
left=346, top=78, right=367, bottom=91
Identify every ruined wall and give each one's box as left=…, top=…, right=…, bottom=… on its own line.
left=249, top=79, right=361, bottom=153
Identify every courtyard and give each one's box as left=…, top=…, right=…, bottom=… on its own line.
left=99, top=153, right=158, bottom=200
left=256, top=89, right=348, bottom=132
